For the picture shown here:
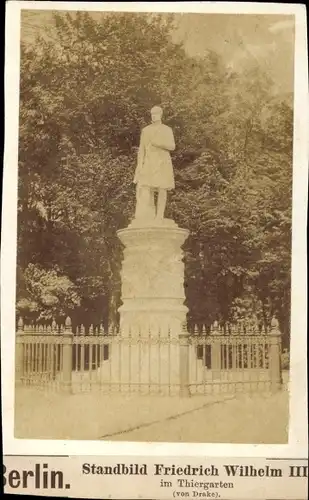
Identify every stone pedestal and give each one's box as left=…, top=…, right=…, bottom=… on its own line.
left=97, top=218, right=189, bottom=394
left=117, top=218, right=189, bottom=336
left=96, top=217, right=189, bottom=394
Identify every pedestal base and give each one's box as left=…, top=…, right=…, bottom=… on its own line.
left=117, top=219, right=189, bottom=335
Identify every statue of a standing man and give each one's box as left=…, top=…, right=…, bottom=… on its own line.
left=133, top=106, right=175, bottom=221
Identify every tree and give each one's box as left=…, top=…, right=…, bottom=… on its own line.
left=17, top=11, right=210, bottom=326
left=17, top=12, right=293, bottom=347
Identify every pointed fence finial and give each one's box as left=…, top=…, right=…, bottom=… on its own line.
left=202, top=324, right=207, bottom=335
left=65, top=316, right=72, bottom=332
left=271, top=316, right=279, bottom=328
left=65, top=316, right=71, bottom=327
left=52, top=319, right=57, bottom=331
left=89, top=324, right=94, bottom=335
left=270, top=316, right=280, bottom=335
left=17, top=317, right=24, bottom=331
left=252, top=317, right=258, bottom=334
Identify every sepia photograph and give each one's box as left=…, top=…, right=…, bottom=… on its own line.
left=4, top=4, right=305, bottom=446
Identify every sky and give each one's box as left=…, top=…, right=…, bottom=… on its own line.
left=173, top=14, right=294, bottom=94
left=20, top=10, right=295, bottom=94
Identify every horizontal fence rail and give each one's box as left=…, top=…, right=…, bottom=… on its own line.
left=15, top=317, right=283, bottom=396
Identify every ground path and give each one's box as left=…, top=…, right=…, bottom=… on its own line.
left=15, top=384, right=288, bottom=443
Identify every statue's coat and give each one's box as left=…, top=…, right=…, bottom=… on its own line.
left=134, top=122, right=175, bottom=190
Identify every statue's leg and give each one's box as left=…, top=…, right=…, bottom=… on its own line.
left=143, top=186, right=154, bottom=219
left=149, top=188, right=156, bottom=219
left=135, top=185, right=156, bottom=220
left=134, top=184, right=142, bottom=219
left=156, top=189, right=167, bottom=219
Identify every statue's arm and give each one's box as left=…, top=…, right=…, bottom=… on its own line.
left=151, top=127, right=175, bottom=152
left=137, top=130, right=146, bottom=168
left=134, top=131, right=145, bottom=183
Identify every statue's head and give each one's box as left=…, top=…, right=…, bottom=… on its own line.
left=150, top=106, right=163, bottom=123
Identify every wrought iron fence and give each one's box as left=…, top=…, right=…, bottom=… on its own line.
left=16, top=331, right=64, bottom=391
left=15, top=317, right=283, bottom=396
left=189, top=334, right=272, bottom=395
left=71, top=331, right=181, bottom=395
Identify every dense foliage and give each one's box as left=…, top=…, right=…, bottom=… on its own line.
left=17, top=12, right=293, bottom=344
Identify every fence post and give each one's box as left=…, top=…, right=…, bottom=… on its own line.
left=15, top=317, right=24, bottom=385
left=211, top=321, right=221, bottom=371
left=179, top=325, right=190, bottom=397
left=268, top=317, right=282, bottom=392
left=62, top=316, right=73, bottom=393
